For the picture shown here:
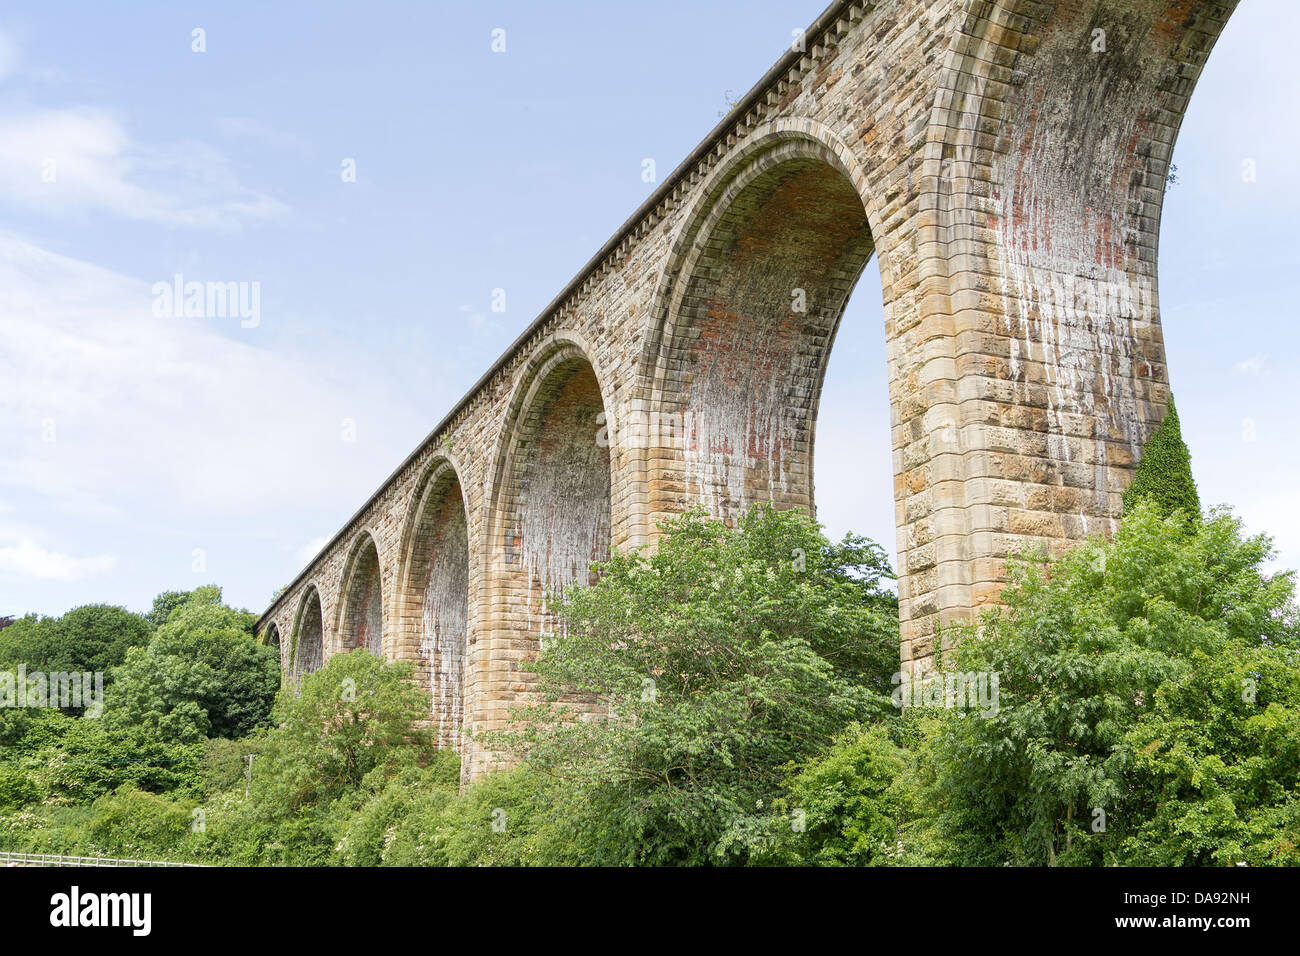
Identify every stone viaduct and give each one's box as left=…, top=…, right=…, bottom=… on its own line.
left=257, top=0, right=1237, bottom=778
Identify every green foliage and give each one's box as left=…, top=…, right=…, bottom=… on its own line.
left=261, top=651, right=434, bottom=807
left=1, top=708, right=203, bottom=805
left=380, top=765, right=555, bottom=866
left=931, top=500, right=1299, bottom=865
left=0, top=605, right=150, bottom=703
left=86, top=785, right=197, bottom=858
left=489, top=505, right=899, bottom=865
left=754, top=720, right=939, bottom=866
left=0, top=586, right=259, bottom=818
left=1123, top=396, right=1200, bottom=520
left=108, top=596, right=279, bottom=743
left=145, top=585, right=227, bottom=629
left=0, top=763, right=41, bottom=810
left=0, top=589, right=442, bottom=864
left=200, top=737, right=267, bottom=800
left=332, top=751, right=463, bottom=866
left=0, top=806, right=97, bottom=856
left=195, top=651, right=439, bottom=865
left=5, top=502, right=1297, bottom=868
left=0, top=786, right=200, bottom=861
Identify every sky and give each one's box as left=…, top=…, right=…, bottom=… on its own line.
left=0, top=1, right=1296, bottom=619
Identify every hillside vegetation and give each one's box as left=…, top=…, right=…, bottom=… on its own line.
left=1, top=498, right=1296, bottom=866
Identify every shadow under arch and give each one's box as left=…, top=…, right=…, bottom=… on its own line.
left=336, top=529, right=385, bottom=656
left=394, top=454, right=472, bottom=747
left=637, top=121, right=891, bottom=531
left=290, top=584, right=325, bottom=680
left=481, top=337, right=614, bottom=697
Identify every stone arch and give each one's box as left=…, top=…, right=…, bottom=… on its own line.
left=483, top=339, right=613, bottom=685
left=921, top=0, right=1231, bottom=446
left=638, top=122, right=889, bottom=529
left=395, top=455, right=471, bottom=747
left=291, top=585, right=325, bottom=679
left=265, top=622, right=281, bottom=649
left=336, top=530, right=385, bottom=656
left=883, top=0, right=1243, bottom=665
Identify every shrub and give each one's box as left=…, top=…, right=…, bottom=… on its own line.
left=1123, top=396, right=1200, bottom=520
left=932, top=501, right=1300, bottom=865
left=492, top=505, right=899, bottom=865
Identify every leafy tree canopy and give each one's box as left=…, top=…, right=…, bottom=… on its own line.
left=491, top=504, right=900, bottom=865
left=108, top=594, right=279, bottom=744
left=145, top=584, right=228, bottom=630
left=933, top=500, right=1300, bottom=866
left=0, top=605, right=151, bottom=704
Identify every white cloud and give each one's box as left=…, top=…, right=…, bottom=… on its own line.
left=0, top=534, right=115, bottom=581
left=0, top=231, right=397, bottom=521
left=0, top=106, right=287, bottom=229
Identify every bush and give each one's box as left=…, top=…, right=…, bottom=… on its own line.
left=380, top=765, right=555, bottom=866
left=108, top=596, right=280, bottom=744
left=86, top=786, right=196, bottom=859
left=754, top=720, right=935, bottom=866
left=931, top=500, right=1300, bottom=865
left=194, top=651, right=438, bottom=865
left=333, top=751, right=462, bottom=866
left=23, top=714, right=204, bottom=803
left=0, top=764, right=41, bottom=811
left=1123, top=396, right=1200, bottom=520
left=491, top=505, right=899, bottom=865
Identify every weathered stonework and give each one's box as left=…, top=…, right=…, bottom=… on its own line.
left=257, top=0, right=1237, bottom=781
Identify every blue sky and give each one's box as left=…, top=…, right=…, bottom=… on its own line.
left=0, top=1, right=1296, bottom=619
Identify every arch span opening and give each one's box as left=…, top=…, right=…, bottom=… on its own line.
left=339, top=533, right=384, bottom=655
left=496, top=348, right=612, bottom=642
left=399, top=462, right=470, bottom=746
left=650, top=145, right=879, bottom=526
left=292, top=587, right=324, bottom=679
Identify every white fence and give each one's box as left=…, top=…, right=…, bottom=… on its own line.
left=0, top=851, right=205, bottom=868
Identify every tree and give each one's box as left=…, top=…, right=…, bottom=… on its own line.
left=493, top=505, right=900, bottom=865
left=198, top=652, right=436, bottom=865
left=87, top=785, right=197, bottom=859
left=54, top=605, right=154, bottom=676
left=108, top=596, right=280, bottom=743
left=0, top=615, right=54, bottom=671
left=254, top=651, right=434, bottom=810
left=0, top=605, right=151, bottom=708
left=1123, top=395, right=1200, bottom=519
left=931, top=500, right=1300, bottom=865
left=145, top=585, right=230, bottom=630
left=5, top=708, right=203, bottom=802
left=754, top=721, right=927, bottom=866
